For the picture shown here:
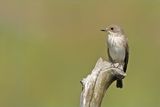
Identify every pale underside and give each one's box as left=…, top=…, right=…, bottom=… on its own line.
left=107, top=34, right=126, bottom=64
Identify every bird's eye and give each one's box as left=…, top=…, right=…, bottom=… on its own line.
left=111, top=27, right=114, bottom=30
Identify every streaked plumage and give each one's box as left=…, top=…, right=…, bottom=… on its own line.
left=101, top=25, right=129, bottom=88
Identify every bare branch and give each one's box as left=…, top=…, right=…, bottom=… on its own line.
left=80, top=58, right=126, bottom=107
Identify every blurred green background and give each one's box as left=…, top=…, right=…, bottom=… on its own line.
left=0, top=0, right=160, bottom=107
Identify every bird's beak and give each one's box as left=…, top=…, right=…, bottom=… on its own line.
left=100, top=28, right=108, bottom=32
left=101, top=29, right=106, bottom=31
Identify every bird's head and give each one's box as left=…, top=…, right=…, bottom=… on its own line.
left=101, top=24, right=123, bottom=35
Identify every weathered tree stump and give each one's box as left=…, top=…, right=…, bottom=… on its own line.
left=80, top=58, right=126, bottom=107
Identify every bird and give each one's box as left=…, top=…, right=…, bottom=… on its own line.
left=101, top=24, right=129, bottom=88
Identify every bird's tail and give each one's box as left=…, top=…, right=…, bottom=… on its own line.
left=116, top=80, right=123, bottom=88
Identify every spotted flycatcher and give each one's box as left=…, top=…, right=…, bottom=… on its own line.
left=101, top=24, right=129, bottom=88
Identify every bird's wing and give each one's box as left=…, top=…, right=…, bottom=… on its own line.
left=124, top=42, right=129, bottom=72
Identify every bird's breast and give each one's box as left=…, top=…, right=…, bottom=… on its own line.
left=107, top=35, right=126, bottom=62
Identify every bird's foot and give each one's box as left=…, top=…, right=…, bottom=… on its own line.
left=113, top=63, right=119, bottom=68
left=113, top=63, right=123, bottom=71
left=111, top=63, right=115, bottom=68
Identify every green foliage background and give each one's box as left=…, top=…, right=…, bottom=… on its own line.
left=0, top=0, right=160, bottom=107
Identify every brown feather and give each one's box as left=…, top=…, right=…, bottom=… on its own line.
left=124, top=40, right=129, bottom=72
